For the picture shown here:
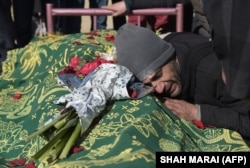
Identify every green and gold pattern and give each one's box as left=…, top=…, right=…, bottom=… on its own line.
left=0, top=31, right=249, bottom=168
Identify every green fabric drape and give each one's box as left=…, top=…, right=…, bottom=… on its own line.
left=0, top=31, right=249, bottom=168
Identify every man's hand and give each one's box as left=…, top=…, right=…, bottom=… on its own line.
left=101, top=1, right=127, bottom=16
left=163, top=98, right=199, bottom=121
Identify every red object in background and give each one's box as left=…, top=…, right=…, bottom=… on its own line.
left=105, top=33, right=115, bottom=42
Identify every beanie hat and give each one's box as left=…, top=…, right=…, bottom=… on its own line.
left=115, top=23, right=175, bottom=81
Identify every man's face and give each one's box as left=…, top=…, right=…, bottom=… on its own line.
left=143, top=59, right=182, bottom=98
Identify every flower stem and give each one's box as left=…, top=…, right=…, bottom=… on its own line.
left=32, top=126, right=71, bottom=161
left=59, top=120, right=81, bottom=159
left=27, top=111, right=68, bottom=140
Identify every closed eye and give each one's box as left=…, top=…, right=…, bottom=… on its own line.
left=143, top=68, right=162, bottom=87
left=151, top=68, right=163, bottom=81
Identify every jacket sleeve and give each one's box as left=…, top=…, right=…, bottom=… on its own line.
left=200, top=103, right=250, bottom=138
left=124, top=0, right=190, bottom=13
left=196, top=53, right=250, bottom=139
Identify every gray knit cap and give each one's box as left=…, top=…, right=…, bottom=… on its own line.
left=115, top=23, right=175, bottom=81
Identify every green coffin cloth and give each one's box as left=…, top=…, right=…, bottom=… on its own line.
left=0, top=30, right=249, bottom=168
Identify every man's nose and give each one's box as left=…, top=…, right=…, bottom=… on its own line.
left=152, top=81, right=165, bottom=94
left=151, top=81, right=157, bottom=89
left=151, top=81, right=157, bottom=91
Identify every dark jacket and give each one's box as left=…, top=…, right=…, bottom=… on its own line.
left=164, top=32, right=250, bottom=146
left=0, top=0, right=15, bottom=58
left=205, top=0, right=250, bottom=99
left=125, top=0, right=211, bottom=37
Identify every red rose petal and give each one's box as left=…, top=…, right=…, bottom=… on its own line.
left=131, top=91, right=137, bottom=98
left=24, top=161, right=36, bottom=168
left=70, top=56, right=82, bottom=67
left=105, top=34, right=115, bottom=41
left=7, top=157, right=26, bottom=166
left=87, top=35, right=94, bottom=39
left=72, top=41, right=83, bottom=45
left=71, top=146, right=84, bottom=154
left=13, top=93, right=22, bottom=99
left=58, top=66, right=77, bottom=75
left=192, top=120, right=205, bottom=129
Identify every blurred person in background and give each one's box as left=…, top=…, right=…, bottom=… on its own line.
left=41, top=0, right=84, bottom=34
left=103, top=0, right=193, bottom=32
left=111, top=0, right=127, bottom=30
left=89, top=0, right=108, bottom=30
left=0, top=0, right=34, bottom=73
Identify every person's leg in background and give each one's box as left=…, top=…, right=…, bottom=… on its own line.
left=0, top=0, right=15, bottom=73
left=89, top=0, right=108, bottom=30
left=111, top=0, right=126, bottom=30
left=12, top=0, right=34, bottom=48
left=64, top=0, right=84, bottom=34
left=41, top=0, right=84, bottom=34
left=40, top=0, right=62, bottom=33
left=0, top=0, right=15, bottom=51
